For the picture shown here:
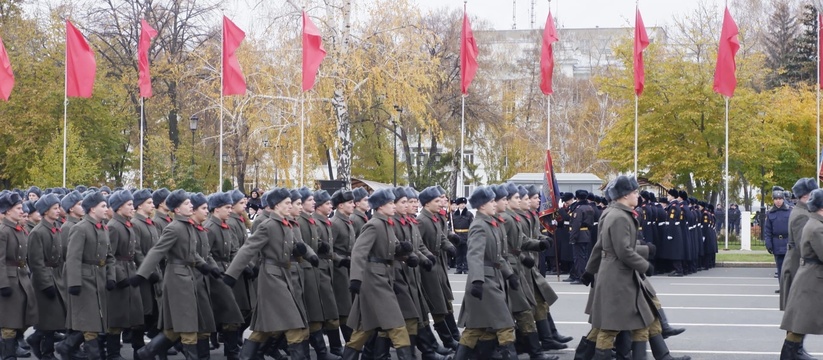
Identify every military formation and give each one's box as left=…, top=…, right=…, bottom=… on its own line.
left=548, top=188, right=719, bottom=280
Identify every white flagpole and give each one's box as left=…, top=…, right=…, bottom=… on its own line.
left=300, top=94, right=305, bottom=187
left=219, top=20, right=224, bottom=193
left=63, top=34, right=68, bottom=189
left=140, top=97, right=144, bottom=189
left=634, top=95, right=639, bottom=175
left=460, top=95, right=466, bottom=197
left=546, top=95, right=551, bottom=150
left=724, top=97, right=729, bottom=250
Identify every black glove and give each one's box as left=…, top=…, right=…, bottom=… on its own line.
left=69, top=286, right=81, bottom=296
left=393, top=281, right=403, bottom=294
left=395, top=241, right=413, bottom=255
left=338, top=258, right=351, bottom=269
left=106, top=280, right=116, bottom=291
left=349, top=280, right=362, bottom=295
left=307, top=255, right=320, bottom=267
left=470, top=281, right=483, bottom=300
left=252, top=266, right=260, bottom=278
left=116, top=279, right=130, bottom=289
left=0, top=287, right=11, bottom=297
left=447, top=232, right=461, bottom=244
left=445, top=245, right=457, bottom=257
left=420, top=257, right=433, bottom=271
left=209, top=267, right=224, bottom=279
left=767, top=247, right=774, bottom=255
left=318, top=241, right=331, bottom=254
left=223, top=275, right=237, bottom=288
left=521, top=256, right=535, bottom=268
left=294, top=242, right=308, bottom=256
left=242, top=266, right=255, bottom=279
left=406, top=254, right=419, bottom=268
left=581, top=272, right=595, bottom=287
left=645, top=263, right=655, bottom=277
left=538, top=239, right=550, bottom=251
left=42, top=286, right=57, bottom=299
left=196, top=263, right=211, bottom=275
left=426, top=254, right=437, bottom=264
left=148, top=272, right=161, bottom=284
left=506, top=274, right=520, bottom=291
left=646, top=243, right=657, bottom=258
left=128, top=275, right=145, bottom=287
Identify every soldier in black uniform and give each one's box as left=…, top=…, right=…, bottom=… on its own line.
left=660, top=190, right=686, bottom=277
left=451, top=197, right=472, bottom=275
left=567, top=190, right=594, bottom=285
left=550, top=193, right=574, bottom=276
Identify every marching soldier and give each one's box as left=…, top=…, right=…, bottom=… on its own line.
left=453, top=186, right=517, bottom=360
left=329, top=188, right=356, bottom=344
left=130, top=189, right=163, bottom=352
left=133, top=190, right=223, bottom=360
left=351, top=188, right=370, bottom=237
left=106, top=190, right=145, bottom=360
left=58, top=191, right=116, bottom=360
left=765, top=187, right=791, bottom=291
left=417, top=186, right=459, bottom=350
left=0, top=192, right=38, bottom=360
left=222, top=188, right=311, bottom=360
left=150, top=189, right=172, bottom=233
left=342, top=188, right=415, bottom=360
left=251, top=191, right=271, bottom=233
left=23, top=201, right=39, bottom=233
left=452, top=197, right=472, bottom=275
left=227, top=189, right=257, bottom=337
left=204, top=192, right=245, bottom=360
left=27, top=194, right=65, bottom=360
left=188, top=193, right=220, bottom=357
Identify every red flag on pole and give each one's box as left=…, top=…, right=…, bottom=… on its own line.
left=460, top=9, right=479, bottom=95
left=66, top=20, right=96, bottom=98
left=539, top=11, right=558, bottom=95
left=0, top=35, right=14, bottom=101
left=713, top=7, right=739, bottom=98
left=222, top=16, right=246, bottom=96
left=138, top=19, right=158, bottom=98
left=302, top=11, right=326, bottom=92
left=634, top=8, right=650, bottom=97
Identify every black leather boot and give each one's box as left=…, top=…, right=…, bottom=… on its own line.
left=239, top=340, right=262, bottom=360
left=417, top=330, right=452, bottom=360
left=418, top=326, right=452, bottom=356
left=39, top=332, right=57, bottom=360
left=433, top=322, right=458, bottom=350
left=394, top=346, right=414, bottom=360
left=3, top=338, right=18, bottom=360
left=526, top=333, right=559, bottom=360
left=341, top=347, right=359, bottom=360
left=649, top=334, right=690, bottom=360
left=325, top=330, right=343, bottom=357
left=135, top=333, right=174, bottom=360
left=591, top=348, right=612, bottom=360
left=359, top=333, right=376, bottom=360
left=104, top=334, right=125, bottom=360
left=473, top=340, right=497, bottom=360
left=222, top=331, right=239, bottom=360
left=287, top=341, right=310, bottom=360
left=546, top=314, right=572, bottom=343
left=56, top=332, right=84, bottom=360
left=82, top=340, right=100, bottom=360
left=309, top=331, right=340, bottom=360
left=25, top=331, right=43, bottom=359
left=130, top=329, right=145, bottom=360
left=452, top=345, right=471, bottom=360
left=181, top=344, right=198, bottom=360
left=197, top=338, right=210, bottom=360
left=535, top=319, right=566, bottom=351
left=371, top=337, right=390, bottom=360
left=501, top=344, right=519, bottom=360
left=658, top=310, right=685, bottom=339
left=340, top=327, right=353, bottom=344
left=17, top=333, right=29, bottom=351
left=444, top=314, right=461, bottom=343
left=614, top=332, right=631, bottom=360
left=572, top=337, right=592, bottom=360
left=630, top=341, right=647, bottom=360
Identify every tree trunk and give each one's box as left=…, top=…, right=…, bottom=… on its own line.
left=333, top=89, right=352, bottom=187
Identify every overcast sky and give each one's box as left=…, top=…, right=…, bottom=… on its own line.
left=413, top=0, right=726, bottom=30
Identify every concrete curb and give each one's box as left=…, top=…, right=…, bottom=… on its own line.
left=717, top=262, right=775, bottom=268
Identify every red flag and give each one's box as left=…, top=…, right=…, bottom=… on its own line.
left=460, top=9, right=479, bottom=95
left=0, top=35, right=14, bottom=101
left=713, top=7, right=739, bottom=98
left=222, top=16, right=246, bottom=96
left=633, top=8, right=650, bottom=96
left=66, top=20, right=96, bottom=98
left=138, top=19, right=158, bottom=98
left=302, top=11, right=326, bottom=92
left=538, top=150, right=561, bottom=233
left=539, top=11, right=558, bottom=95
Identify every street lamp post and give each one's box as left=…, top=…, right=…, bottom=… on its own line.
left=189, top=115, right=199, bottom=165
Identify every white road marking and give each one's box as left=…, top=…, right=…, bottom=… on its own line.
left=669, top=283, right=777, bottom=287
left=664, top=306, right=780, bottom=311
left=549, top=292, right=780, bottom=297
left=552, top=321, right=779, bottom=328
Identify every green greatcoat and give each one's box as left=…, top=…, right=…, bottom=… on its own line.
left=106, top=213, right=144, bottom=328
left=0, top=219, right=38, bottom=329
left=28, top=219, right=66, bottom=331
left=330, top=211, right=356, bottom=318
left=65, top=216, right=115, bottom=332
left=780, top=201, right=810, bottom=310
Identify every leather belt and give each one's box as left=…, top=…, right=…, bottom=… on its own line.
left=368, top=256, right=392, bottom=265
left=801, top=257, right=823, bottom=265
left=115, top=255, right=134, bottom=262
left=5, top=259, right=26, bottom=268
left=264, top=258, right=291, bottom=269
left=168, top=259, right=196, bottom=267
left=483, top=260, right=501, bottom=269
left=454, top=229, right=469, bottom=233
left=82, top=259, right=107, bottom=267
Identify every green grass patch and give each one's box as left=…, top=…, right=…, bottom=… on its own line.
left=716, top=252, right=775, bottom=263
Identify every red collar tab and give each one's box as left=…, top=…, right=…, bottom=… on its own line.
left=431, top=216, right=439, bottom=222
left=387, top=218, right=395, bottom=226
left=166, top=216, right=172, bottom=223
left=220, top=222, right=229, bottom=229
left=239, top=217, right=246, bottom=223
left=308, top=217, right=316, bottom=225
left=514, top=215, right=521, bottom=222
left=325, top=219, right=332, bottom=226
left=282, top=218, right=290, bottom=227
left=145, top=218, right=153, bottom=225
left=439, top=209, right=447, bottom=216
left=125, top=221, right=132, bottom=228
left=491, top=220, right=498, bottom=227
